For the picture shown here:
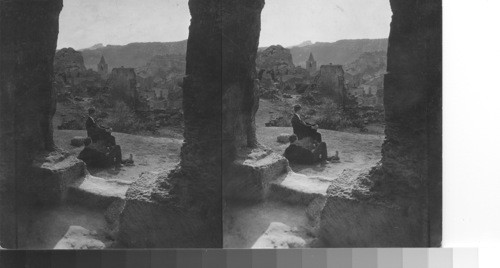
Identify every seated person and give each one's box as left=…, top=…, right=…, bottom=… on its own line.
left=86, top=107, right=115, bottom=146
left=78, top=137, right=123, bottom=169
left=284, top=134, right=338, bottom=165
left=291, top=104, right=322, bottom=142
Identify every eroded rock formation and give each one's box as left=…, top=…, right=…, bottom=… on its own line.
left=54, top=48, right=87, bottom=80
left=382, top=0, right=442, bottom=246
left=119, top=0, right=267, bottom=247
left=0, top=0, right=63, bottom=248
left=319, top=0, right=442, bottom=247
left=256, top=45, right=294, bottom=70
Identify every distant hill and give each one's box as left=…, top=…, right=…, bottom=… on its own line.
left=291, top=40, right=313, bottom=48
left=80, top=40, right=188, bottom=71
left=283, top=39, right=388, bottom=67
left=82, top=43, right=105, bottom=50
left=78, top=38, right=387, bottom=72
left=345, top=51, right=387, bottom=78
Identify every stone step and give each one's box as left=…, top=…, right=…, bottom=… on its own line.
left=30, top=151, right=87, bottom=205
left=224, top=149, right=288, bottom=202
left=54, top=226, right=111, bottom=249
left=269, top=172, right=332, bottom=206
left=251, top=222, right=308, bottom=249
left=66, top=175, right=130, bottom=209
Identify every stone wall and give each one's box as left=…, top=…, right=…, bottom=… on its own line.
left=0, top=0, right=63, bottom=248
left=109, top=67, right=138, bottom=108
left=317, top=64, right=346, bottom=104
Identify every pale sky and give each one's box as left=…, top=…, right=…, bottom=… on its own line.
left=57, top=0, right=392, bottom=49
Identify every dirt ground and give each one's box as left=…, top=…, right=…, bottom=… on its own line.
left=55, top=129, right=182, bottom=182
left=223, top=99, right=385, bottom=248
left=256, top=98, right=384, bottom=180
left=22, top=130, right=183, bottom=249
left=34, top=98, right=383, bottom=249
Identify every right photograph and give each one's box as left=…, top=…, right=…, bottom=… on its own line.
left=222, top=0, right=442, bottom=248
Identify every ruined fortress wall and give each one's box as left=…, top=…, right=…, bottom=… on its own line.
left=0, top=0, right=63, bottom=248
left=109, top=68, right=138, bottom=107
left=318, top=64, right=346, bottom=103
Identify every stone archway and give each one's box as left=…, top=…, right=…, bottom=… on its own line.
left=0, top=0, right=441, bottom=248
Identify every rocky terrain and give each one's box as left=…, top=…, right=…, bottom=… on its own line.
left=256, top=42, right=386, bottom=134
left=53, top=46, right=185, bottom=138
left=80, top=38, right=386, bottom=71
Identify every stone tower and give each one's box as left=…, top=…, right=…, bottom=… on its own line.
left=306, top=52, right=317, bottom=74
left=97, top=55, right=108, bottom=78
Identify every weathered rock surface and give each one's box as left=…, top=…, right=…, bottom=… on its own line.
left=256, top=45, right=295, bottom=70
left=118, top=171, right=215, bottom=248
left=54, top=48, right=87, bottom=77
left=269, top=172, right=330, bottom=206
left=251, top=222, right=307, bottom=249
left=224, top=148, right=288, bottom=201
left=54, top=226, right=109, bottom=249
left=319, top=169, right=421, bottom=247
left=0, top=0, right=63, bottom=247
left=104, top=199, right=126, bottom=239
left=380, top=0, right=442, bottom=246
left=29, top=151, right=86, bottom=205
left=276, top=133, right=291, bottom=143
left=67, top=175, right=129, bottom=209
left=70, top=136, right=87, bottom=147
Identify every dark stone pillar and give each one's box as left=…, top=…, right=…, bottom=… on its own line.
left=382, top=0, right=442, bottom=246
left=0, top=0, right=62, bottom=248
left=119, top=0, right=266, bottom=247
left=221, top=0, right=264, bottom=156
left=319, top=0, right=441, bottom=247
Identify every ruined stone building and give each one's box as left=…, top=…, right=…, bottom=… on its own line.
left=317, top=63, right=346, bottom=104
left=97, top=55, right=108, bottom=78
left=306, top=52, right=317, bottom=74
left=109, top=67, right=138, bottom=108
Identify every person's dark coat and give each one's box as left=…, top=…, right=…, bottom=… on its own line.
left=291, top=113, right=322, bottom=142
left=86, top=116, right=116, bottom=146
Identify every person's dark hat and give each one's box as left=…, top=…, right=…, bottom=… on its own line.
left=293, top=105, right=302, bottom=112
left=88, top=107, right=96, bottom=114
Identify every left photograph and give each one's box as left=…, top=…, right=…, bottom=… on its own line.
left=0, top=0, right=222, bottom=248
